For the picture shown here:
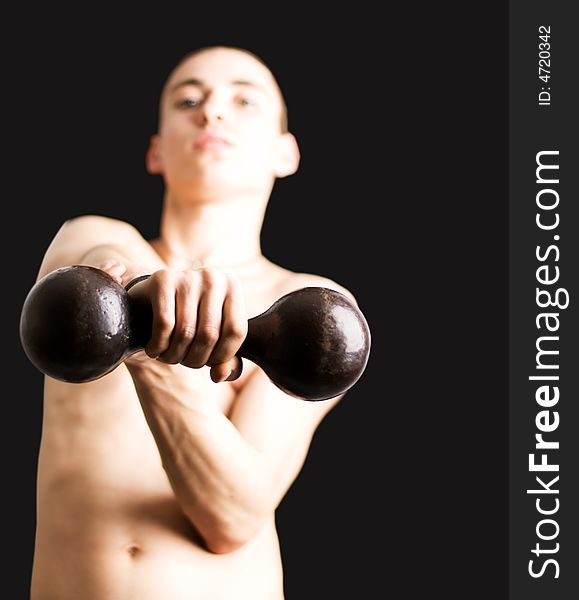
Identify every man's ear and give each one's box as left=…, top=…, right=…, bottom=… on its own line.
left=146, top=134, right=163, bottom=174
left=274, top=133, right=300, bottom=178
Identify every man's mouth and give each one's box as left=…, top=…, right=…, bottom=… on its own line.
left=193, top=133, right=233, bottom=150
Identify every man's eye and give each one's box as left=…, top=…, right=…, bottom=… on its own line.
left=176, top=98, right=201, bottom=108
left=238, top=97, right=256, bottom=107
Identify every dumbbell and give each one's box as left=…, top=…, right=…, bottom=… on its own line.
left=19, top=265, right=371, bottom=401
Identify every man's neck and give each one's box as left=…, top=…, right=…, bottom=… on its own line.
left=156, top=190, right=267, bottom=271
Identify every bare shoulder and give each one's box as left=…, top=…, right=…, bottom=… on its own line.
left=37, top=214, right=147, bottom=280
left=268, top=262, right=357, bottom=305
left=61, top=214, right=142, bottom=238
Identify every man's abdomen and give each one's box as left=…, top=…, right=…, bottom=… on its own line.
left=31, top=376, right=284, bottom=599
left=31, top=491, right=283, bottom=600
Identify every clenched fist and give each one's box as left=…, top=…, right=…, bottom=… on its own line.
left=99, top=261, right=247, bottom=383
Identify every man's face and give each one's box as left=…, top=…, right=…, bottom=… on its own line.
left=148, top=47, right=298, bottom=198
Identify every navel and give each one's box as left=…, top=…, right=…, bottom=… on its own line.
left=125, top=543, right=143, bottom=558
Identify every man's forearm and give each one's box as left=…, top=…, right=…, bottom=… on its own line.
left=85, top=243, right=272, bottom=551
left=126, top=360, right=273, bottom=554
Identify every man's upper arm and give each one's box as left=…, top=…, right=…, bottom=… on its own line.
left=228, top=365, right=343, bottom=508
left=36, top=215, right=155, bottom=281
left=226, top=272, right=356, bottom=508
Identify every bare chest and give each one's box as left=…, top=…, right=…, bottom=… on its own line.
left=39, top=363, right=249, bottom=484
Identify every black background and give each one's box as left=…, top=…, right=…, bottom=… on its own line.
left=5, top=5, right=507, bottom=599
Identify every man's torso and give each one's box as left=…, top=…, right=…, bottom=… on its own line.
left=31, top=255, right=301, bottom=600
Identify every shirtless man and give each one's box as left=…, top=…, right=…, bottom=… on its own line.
left=30, top=45, right=355, bottom=599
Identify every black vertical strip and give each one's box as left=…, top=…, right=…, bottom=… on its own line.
left=509, top=2, right=579, bottom=598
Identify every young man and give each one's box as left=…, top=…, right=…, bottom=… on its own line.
left=30, top=46, right=355, bottom=599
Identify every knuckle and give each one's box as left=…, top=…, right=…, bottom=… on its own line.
left=177, top=270, right=196, bottom=288
left=155, top=312, right=174, bottom=332
left=175, top=322, right=196, bottom=342
left=199, top=267, right=225, bottom=288
left=152, top=269, right=173, bottom=286
left=196, top=324, right=220, bottom=345
left=228, top=320, right=247, bottom=340
left=180, top=275, right=195, bottom=293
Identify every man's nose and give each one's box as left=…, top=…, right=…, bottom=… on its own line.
left=195, top=94, right=226, bottom=127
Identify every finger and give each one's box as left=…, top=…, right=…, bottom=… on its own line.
left=210, top=357, right=243, bottom=383
left=144, top=271, right=176, bottom=359
left=206, top=277, right=247, bottom=367
left=159, top=278, right=200, bottom=364
left=98, top=260, right=126, bottom=284
left=108, top=263, right=127, bottom=281
left=99, top=260, right=126, bottom=272
left=99, top=260, right=117, bottom=270
left=182, top=272, right=226, bottom=369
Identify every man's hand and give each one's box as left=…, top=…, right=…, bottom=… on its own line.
left=99, top=261, right=247, bottom=383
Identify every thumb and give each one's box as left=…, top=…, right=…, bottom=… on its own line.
left=209, top=357, right=243, bottom=383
